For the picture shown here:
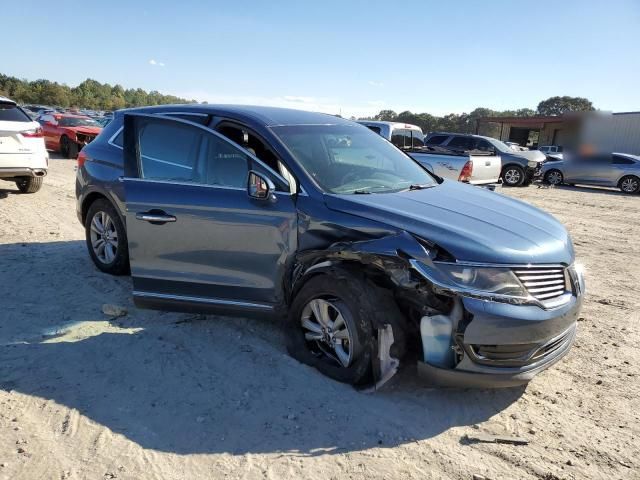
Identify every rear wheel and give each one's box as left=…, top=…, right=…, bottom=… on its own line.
left=619, top=175, right=640, bottom=194
left=59, top=136, right=69, bottom=157
left=286, top=268, right=406, bottom=386
left=67, top=141, right=79, bottom=159
left=85, top=199, right=130, bottom=275
left=502, top=165, right=525, bottom=187
left=545, top=169, right=564, bottom=186
left=15, top=176, right=43, bottom=193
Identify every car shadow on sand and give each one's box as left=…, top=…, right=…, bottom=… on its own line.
left=0, top=240, right=525, bottom=456
left=541, top=183, right=634, bottom=197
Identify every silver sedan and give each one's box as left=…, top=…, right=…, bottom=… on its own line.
left=541, top=153, right=640, bottom=194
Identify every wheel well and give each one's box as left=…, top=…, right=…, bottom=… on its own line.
left=501, top=163, right=524, bottom=172
left=618, top=174, right=639, bottom=188
left=81, top=192, right=109, bottom=224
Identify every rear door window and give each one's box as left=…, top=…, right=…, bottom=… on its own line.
left=139, top=122, right=201, bottom=181
left=0, top=103, right=32, bottom=122
left=447, top=136, right=475, bottom=150
left=137, top=119, right=251, bottom=188
left=474, top=139, right=494, bottom=152
left=612, top=155, right=635, bottom=165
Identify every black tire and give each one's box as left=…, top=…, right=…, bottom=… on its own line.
left=286, top=268, right=406, bottom=386
left=85, top=199, right=130, bottom=275
left=501, top=165, right=526, bottom=187
left=544, top=169, right=564, bottom=186
left=619, top=175, right=640, bottom=194
left=67, top=141, right=79, bottom=159
left=15, top=176, right=43, bottom=193
left=59, top=135, right=69, bottom=156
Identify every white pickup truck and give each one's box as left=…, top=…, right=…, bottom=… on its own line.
left=358, top=121, right=501, bottom=187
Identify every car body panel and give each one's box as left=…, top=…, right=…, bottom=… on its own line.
left=39, top=114, right=102, bottom=151
left=0, top=98, right=48, bottom=178
left=425, top=132, right=546, bottom=182
left=409, top=151, right=501, bottom=185
left=76, top=104, right=584, bottom=387
left=121, top=113, right=298, bottom=310
left=324, top=180, right=573, bottom=265
left=541, top=153, right=640, bottom=188
left=359, top=121, right=501, bottom=185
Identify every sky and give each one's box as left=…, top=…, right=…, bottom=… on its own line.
left=5, top=0, right=640, bottom=118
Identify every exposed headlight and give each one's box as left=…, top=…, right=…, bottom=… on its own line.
left=527, top=160, right=539, bottom=168
left=436, top=264, right=527, bottom=297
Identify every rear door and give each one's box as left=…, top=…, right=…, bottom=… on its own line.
left=121, top=113, right=297, bottom=315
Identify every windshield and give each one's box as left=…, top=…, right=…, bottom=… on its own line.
left=58, top=117, right=100, bottom=127
left=485, top=137, right=513, bottom=153
left=272, top=124, right=437, bottom=194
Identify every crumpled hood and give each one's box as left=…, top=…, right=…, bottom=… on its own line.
left=324, top=181, right=574, bottom=265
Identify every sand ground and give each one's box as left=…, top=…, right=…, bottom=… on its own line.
left=0, top=156, right=638, bottom=480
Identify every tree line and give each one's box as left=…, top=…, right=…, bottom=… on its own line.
left=360, top=96, right=594, bottom=136
left=0, top=73, right=196, bottom=110
left=1, top=72, right=594, bottom=133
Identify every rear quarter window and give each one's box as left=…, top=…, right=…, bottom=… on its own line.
left=0, top=103, right=32, bottom=122
left=612, top=155, right=635, bottom=165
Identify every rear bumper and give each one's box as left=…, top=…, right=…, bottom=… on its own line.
left=0, top=167, right=47, bottom=179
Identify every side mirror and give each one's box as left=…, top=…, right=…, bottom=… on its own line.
left=247, top=170, right=275, bottom=200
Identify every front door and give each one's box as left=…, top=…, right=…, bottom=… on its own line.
left=121, top=113, right=297, bottom=315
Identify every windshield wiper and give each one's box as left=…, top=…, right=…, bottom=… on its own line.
left=352, top=189, right=372, bottom=194
left=407, top=183, right=433, bottom=191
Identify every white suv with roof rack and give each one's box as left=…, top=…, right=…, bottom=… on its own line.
left=0, top=96, right=48, bottom=193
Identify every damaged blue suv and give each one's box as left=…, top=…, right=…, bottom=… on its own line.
left=76, top=105, right=585, bottom=388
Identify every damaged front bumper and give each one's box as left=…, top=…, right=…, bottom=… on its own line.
left=417, top=297, right=581, bottom=387
left=411, top=260, right=584, bottom=388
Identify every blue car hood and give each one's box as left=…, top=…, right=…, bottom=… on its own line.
left=324, top=181, right=574, bottom=265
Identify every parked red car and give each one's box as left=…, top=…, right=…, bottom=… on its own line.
left=38, top=113, right=102, bottom=158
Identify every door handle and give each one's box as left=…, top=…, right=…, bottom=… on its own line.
left=135, top=212, right=177, bottom=223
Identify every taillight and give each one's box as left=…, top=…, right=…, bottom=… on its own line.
left=21, top=127, right=43, bottom=138
left=77, top=150, right=88, bottom=168
left=458, top=160, right=473, bottom=182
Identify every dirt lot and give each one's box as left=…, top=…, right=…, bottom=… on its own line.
left=0, top=156, right=638, bottom=480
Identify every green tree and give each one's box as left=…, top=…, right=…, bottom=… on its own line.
left=374, top=110, right=397, bottom=121
left=536, top=96, right=594, bottom=116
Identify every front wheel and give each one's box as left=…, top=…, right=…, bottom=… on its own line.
left=15, top=176, right=43, bottom=193
left=286, top=268, right=406, bottom=386
left=85, top=199, right=130, bottom=275
left=545, top=169, right=564, bottom=186
left=502, top=165, right=525, bottom=187
left=619, top=175, right=640, bottom=194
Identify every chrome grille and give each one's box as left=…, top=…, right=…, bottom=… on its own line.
left=513, top=266, right=567, bottom=301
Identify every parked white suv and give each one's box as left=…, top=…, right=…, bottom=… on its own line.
left=0, top=96, right=48, bottom=193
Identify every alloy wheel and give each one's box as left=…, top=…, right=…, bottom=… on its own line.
left=547, top=170, right=563, bottom=185
left=90, top=211, right=118, bottom=264
left=621, top=177, right=638, bottom=193
left=504, top=168, right=522, bottom=185
left=300, top=298, right=353, bottom=367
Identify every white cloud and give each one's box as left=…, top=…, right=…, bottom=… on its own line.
left=368, top=80, right=384, bottom=87
left=149, top=59, right=165, bottom=67
left=175, top=91, right=387, bottom=119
